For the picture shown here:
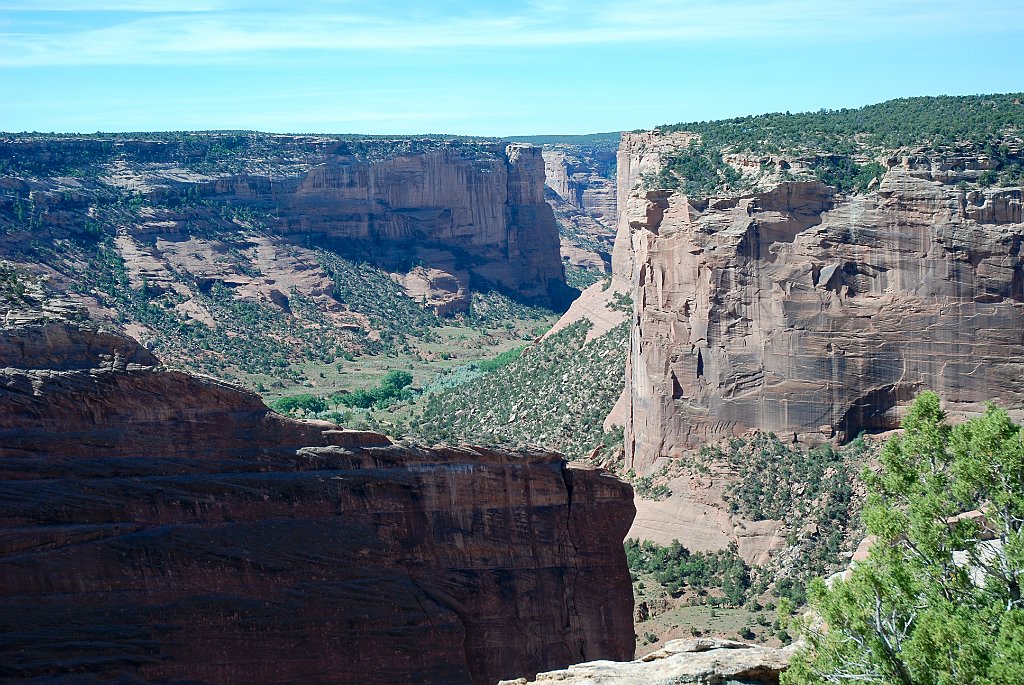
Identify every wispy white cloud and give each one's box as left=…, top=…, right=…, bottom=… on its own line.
left=0, top=0, right=1017, bottom=67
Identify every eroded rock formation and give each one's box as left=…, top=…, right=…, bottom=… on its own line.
left=0, top=319, right=636, bottom=685
left=617, top=131, right=1024, bottom=472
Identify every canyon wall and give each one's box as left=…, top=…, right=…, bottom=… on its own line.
left=189, top=142, right=566, bottom=307
left=616, top=131, right=1024, bottom=472
left=0, top=318, right=636, bottom=685
left=0, top=136, right=568, bottom=318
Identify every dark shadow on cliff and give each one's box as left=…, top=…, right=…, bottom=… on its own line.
left=308, top=234, right=578, bottom=315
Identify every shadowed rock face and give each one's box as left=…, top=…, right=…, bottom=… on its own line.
left=616, top=132, right=1024, bottom=471
left=255, top=142, right=567, bottom=307
left=0, top=321, right=636, bottom=685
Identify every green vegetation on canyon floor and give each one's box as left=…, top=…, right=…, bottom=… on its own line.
left=627, top=539, right=751, bottom=607
left=627, top=432, right=877, bottom=653
left=317, top=316, right=628, bottom=463
left=405, top=319, right=627, bottom=459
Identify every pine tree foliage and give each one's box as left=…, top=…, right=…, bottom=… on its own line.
left=784, top=393, right=1024, bottom=685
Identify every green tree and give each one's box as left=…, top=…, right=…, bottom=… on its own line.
left=380, top=370, right=413, bottom=391
left=270, top=393, right=328, bottom=415
left=784, top=393, right=1024, bottom=685
left=337, top=370, right=414, bottom=409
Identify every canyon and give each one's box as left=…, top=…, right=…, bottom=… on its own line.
left=543, top=144, right=617, bottom=228
left=542, top=143, right=618, bottom=277
left=0, top=315, right=636, bottom=685
left=0, top=135, right=581, bottom=398
left=4, top=96, right=1024, bottom=680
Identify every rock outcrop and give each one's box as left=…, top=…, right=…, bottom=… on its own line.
left=617, top=131, right=1024, bottom=472
left=0, top=319, right=636, bottom=685
left=626, top=470, right=787, bottom=565
left=502, top=638, right=794, bottom=685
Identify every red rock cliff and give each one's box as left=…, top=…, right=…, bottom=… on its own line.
left=616, top=131, right=1024, bottom=471
left=236, top=142, right=566, bottom=305
left=0, top=320, right=635, bottom=684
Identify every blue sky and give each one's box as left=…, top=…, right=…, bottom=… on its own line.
left=1, top=1, right=1022, bottom=135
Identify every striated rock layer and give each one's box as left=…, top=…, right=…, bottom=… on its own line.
left=616, top=132, right=1024, bottom=471
left=0, top=320, right=636, bottom=685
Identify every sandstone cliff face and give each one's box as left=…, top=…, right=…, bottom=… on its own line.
left=543, top=145, right=619, bottom=276
left=193, top=142, right=566, bottom=306
left=617, top=132, right=1024, bottom=472
left=626, top=470, right=787, bottom=565
left=0, top=320, right=636, bottom=685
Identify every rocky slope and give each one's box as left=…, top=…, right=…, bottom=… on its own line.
left=0, top=316, right=636, bottom=685
left=410, top=315, right=629, bottom=461
left=617, top=130, right=1024, bottom=473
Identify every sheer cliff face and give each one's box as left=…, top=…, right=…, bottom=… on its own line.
left=0, top=320, right=635, bottom=685
left=208, top=142, right=565, bottom=304
left=617, top=132, right=1024, bottom=471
